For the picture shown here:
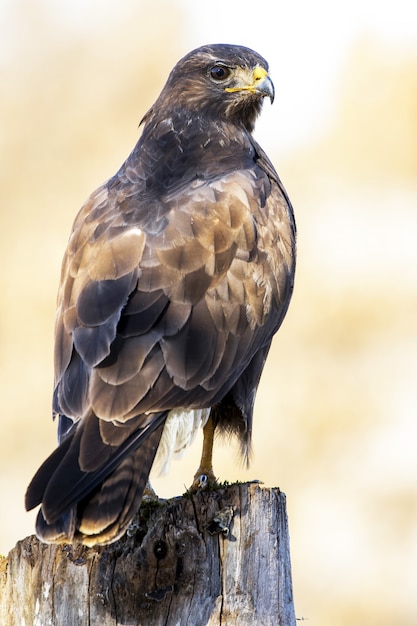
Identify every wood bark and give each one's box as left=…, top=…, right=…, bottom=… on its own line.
left=0, top=483, right=295, bottom=625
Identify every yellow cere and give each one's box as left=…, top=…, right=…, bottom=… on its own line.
left=225, top=65, right=268, bottom=94
left=252, top=66, right=268, bottom=82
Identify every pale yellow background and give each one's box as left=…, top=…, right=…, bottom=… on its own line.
left=1, top=1, right=416, bottom=623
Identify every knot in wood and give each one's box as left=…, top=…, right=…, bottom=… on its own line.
left=153, top=539, right=168, bottom=560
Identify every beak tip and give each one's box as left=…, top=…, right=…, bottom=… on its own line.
left=258, top=75, right=275, bottom=104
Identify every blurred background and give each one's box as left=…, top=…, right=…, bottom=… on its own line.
left=1, top=0, right=416, bottom=623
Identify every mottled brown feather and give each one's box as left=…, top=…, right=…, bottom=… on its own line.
left=26, top=43, right=296, bottom=545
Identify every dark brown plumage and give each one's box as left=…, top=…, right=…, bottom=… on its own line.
left=25, top=43, right=296, bottom=546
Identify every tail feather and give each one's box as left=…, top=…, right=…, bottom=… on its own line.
left=25, top=434, right=73, bottom=511
left=26, top=411, right=166, bottom=545
left=34, top=506, right=77, bottom=544
left=77, top=430, right=163, bottom=545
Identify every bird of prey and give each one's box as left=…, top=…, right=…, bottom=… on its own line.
left=25, top=43, right=296, bottom=546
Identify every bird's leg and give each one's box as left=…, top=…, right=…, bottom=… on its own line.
left=190, top=414, right=217, bottom=490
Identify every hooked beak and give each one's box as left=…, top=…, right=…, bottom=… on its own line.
left=254, top=72, right=275, bottom=103
left=225, top=65, right=275, bottom=103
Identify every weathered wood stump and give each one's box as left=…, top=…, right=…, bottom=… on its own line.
left=0, top=483, right=295, bottom=625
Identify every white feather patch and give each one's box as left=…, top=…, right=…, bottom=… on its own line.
left=153, top=408, right=211, bottom=476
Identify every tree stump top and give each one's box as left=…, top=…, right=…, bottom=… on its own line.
left=0, top=483, right=295, bottom=625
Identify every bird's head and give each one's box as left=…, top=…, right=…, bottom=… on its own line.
left=142, top=44, right=275, bottom=133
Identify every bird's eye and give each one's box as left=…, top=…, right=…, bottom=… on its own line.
left=209, top=65, right=231, bottom=81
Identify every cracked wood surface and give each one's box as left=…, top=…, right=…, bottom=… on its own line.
left=0, top=483, right=296, bottom=625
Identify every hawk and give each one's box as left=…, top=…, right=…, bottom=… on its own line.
left=25, top=44, right=296, bottom=546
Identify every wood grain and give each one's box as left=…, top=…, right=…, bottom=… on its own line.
left=0, top=483, right=295, bottom=625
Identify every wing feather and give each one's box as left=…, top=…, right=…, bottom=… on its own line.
left=54, top=163, right=293, bottom=425
left=28, top=79, right=296, bottom=545
left=90, top=348, right=165, bottom=420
